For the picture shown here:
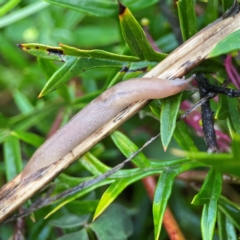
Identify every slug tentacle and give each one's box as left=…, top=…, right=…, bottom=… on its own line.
left=21, top=75, right=195, bottom=180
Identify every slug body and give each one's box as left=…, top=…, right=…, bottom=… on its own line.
left=21, top=76, right=194, bottom=180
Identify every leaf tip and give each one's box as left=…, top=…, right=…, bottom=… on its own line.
left=118, top=1, right=126, bottom=15
left=92, top=212, right=101, bottom=222
left=37, top=92, right=43, bottom=98
left=16, top=44, right=23, bottom=49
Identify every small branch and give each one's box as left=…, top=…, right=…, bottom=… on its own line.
left=2, top=134, right=159, bottom=223
left=207, top=84, right=240, bottom=97
left=179, top=81, right=229, bottom=120
left=196, top=74, right=218, bottom=152
left=163, top=208, right=186, bottom=240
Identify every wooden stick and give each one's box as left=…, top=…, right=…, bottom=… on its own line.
left=1, top=3, right=240, bottom=222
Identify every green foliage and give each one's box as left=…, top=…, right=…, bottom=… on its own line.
left=1, top=1, right=240, bottom=240
left=177, top=0, right=197, bottom=41
left=160, top=92, right=183, bottom=150
left=209, top=30, right=240, bottom=58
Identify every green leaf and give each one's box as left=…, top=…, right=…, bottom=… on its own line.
left=0, top=0, right=21, bottom=17
left=153, top=171, right=176, bottom=240
left=0, top=2, right=49, bottom=28
left=45, top=179, right=114, bottom=218
left=11, top=130, right=44, bottom=147
left=39, top=56, right=125, bottom=97
left=205, top=0, right=218, bottom=24
left=160, top=93, right=183, bottom=150
left=219, top=196, right=240, bottom=230
left=118, top=2, right=166, bottom=61
left=38, top=58, right=58, bottom=79
left=17, top=43, right=66, bottom=62
left=56, top=228, right=89, bottom=240
left=124, top=0, right=159, bottom=10
left=93, top=170, right=154, bottom=220
left=80, top=152, right=111, bottom=175
left=192, top=169, right=222, bottom=240
left=19, top=43, right=140, bottom=96
left=215, top=94, right=229, bottom=120
left=232, top=133, right=240, bottom=160
left=91, top=204, right=133, bottom=240
left=218, top=210, right=237, bottom=240
left=12, top=89, right=34, bottom=114
left=222, top=0, right=234, bottom=12
left=208, top=30, right=240, bottom=58
left=176, top=150, right=240, bottom=177
left=227, top=97, right=240, bottom=135
left=45, top=0, right=118, bottom=17
left=0, top=128, right=11, bottom=144
left=3, top=135, right=22, bottom=181
left=49, top=214, right=90, bottom=228
left=0, top=113, right=10, bottom=129
left=111, top=131, right=150, bottom=168
left=192, top=169, right=222, bottom=205
left=0, top=34, right=27, bottom=68
left=9, top=103, right=61, bottom=131
left=60, top=43, right=139, bottom=62
left=177, top=0, right=197, bottom=41
left=174, top=121, right=198, bottom=151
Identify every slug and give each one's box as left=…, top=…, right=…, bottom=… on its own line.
left=21, top=75, right=195, bottom=180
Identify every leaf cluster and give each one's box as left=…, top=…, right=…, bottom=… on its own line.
left=0, top=0, right=240, bottom=240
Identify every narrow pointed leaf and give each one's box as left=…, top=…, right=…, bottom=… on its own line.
left=192, top=169, right=222, bottom=205
left=39, top=56, right=128, bottom=97
left=175, top=150, right=240, bottom=177
left=45, top=179, right=114, bottom=219
left=45, top=0, right=118, bottom=17
left=60, top=43, right=140, bottom=61
left=80, top=152, right=111, bottom=175
left=222, top=0, right=234, bottom=12
left=161, top=92, right=183, bottom=150
left=3, top=136, right=22, bottom=181
left=11, top=130, right=44, bottom=147
left=13, top=89, right=34, bottom=113
left=18, top=43, right=142, bottom=97
left=118, top=2, right=166, bottom=61
left=9, top=103, right=61, bottom=131
left=177, top=0, right=197, bottom=41
left=215, top=94, right=229, bottom=120
left=209, top=30, right=240, bottom=58
left=218, top=210, right=237, bottom=240
left=17, top=43, right=66, bottom=62
left=227, top=97, right=240, bottom=135
left=205, top=0, right=218, bottom=23
left=153, top=171, right=176, bottom=240
left=93, top=167, right=164, bottom=222
left=0, top=2, right=49, bottom=28
left=111, top=131, right=150, bottom=168
left=232, top=133, right=240, bottom=160
left=125, top=0, right=159, bottom=10
left=94, top=171, right=151, bottom=221
left=219, top=196, right=240, bottom=230
left=174, top=121, right=198, bottom=151
left=192, top=169, right=222, bottom=240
